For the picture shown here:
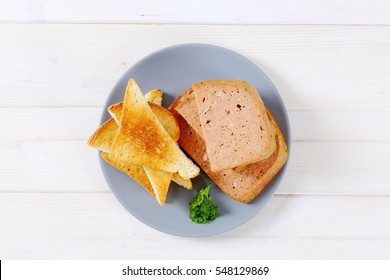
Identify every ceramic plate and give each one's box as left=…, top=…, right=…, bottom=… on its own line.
left=99, top=43, right=290, bottom=237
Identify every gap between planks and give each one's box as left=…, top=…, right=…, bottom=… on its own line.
left=1, top=24, right=389, bottom=110
left=2, top=21, right=390, bottom=26
left=1, top=106, right=390, bottom=113
left=0, top=191, right=388, bottom=198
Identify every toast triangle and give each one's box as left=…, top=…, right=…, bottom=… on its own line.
left=109, top=100, right=180, bottom=204
left=87, top=118, right=155, bottom=197
left=110, top=79, right=199, bottom=179
left=101, top=152, right=155, bottom=197
left=171, top=173, right=192, bottom=190
left=144, top=89, right=163, bottom=106
left=108, top=102, right=180, bottom=142
left=143, top=167, right=173, bottom=205
left=87, top=118, right=118, bottom=153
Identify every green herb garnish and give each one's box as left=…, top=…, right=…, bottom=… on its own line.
left=189, top=183, right=220, bottom=224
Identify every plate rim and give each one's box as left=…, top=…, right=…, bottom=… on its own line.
left=98, top=43, right=291, bottom=237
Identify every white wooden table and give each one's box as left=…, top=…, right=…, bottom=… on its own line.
left=1, top=1, right=390, bottom=259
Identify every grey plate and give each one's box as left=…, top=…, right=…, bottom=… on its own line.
left=100, top=43, right=290, bottom=237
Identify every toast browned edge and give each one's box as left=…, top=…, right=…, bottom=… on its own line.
left=87, top=118, right=118, bottom=153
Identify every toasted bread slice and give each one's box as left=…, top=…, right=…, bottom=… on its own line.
left=106, top=102, right=123, bottom=125
left=143, top=167, right=173, bottom=205
left=171, top=100, right=287, bottom=203
left=107, top=88, right=163, bottom=123
left=101, top=152, right=155, bottom=197
left=108, top=102, right=180, bottom=142
left=87, top=118, right=155, bottom=196
left=108, top=97, right=190, bottom=204
left=192, top=80, right=276, bottom=172
left=108, top=99, right=184, bottom=205
left=145, top=89, right=163, bottom=106
left=87, top=118, right=118, bottom=153
left=149, top=104, right=180, bottom=143
left=172, top=173, right=192, bottom=190
left=110, top=79, right=200, bottom=179
left=87, top=115, right=189, bottom=205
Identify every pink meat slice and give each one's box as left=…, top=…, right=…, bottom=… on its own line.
left=192, top=80, right=275, bottom=172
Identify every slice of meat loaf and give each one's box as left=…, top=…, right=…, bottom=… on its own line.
left=192, top=80, right=276, bottom=172
left=171, top=104, right=287, bottom=204
left=170, top=86, right=287, bottom=203
left=175, top=97, right=203, bottom=137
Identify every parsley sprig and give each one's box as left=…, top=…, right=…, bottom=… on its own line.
left=189, top=183, right=220, bottom=224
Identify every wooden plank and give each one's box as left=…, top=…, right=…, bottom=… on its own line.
left=1, top=0, right=390, bottom=24
left=0, top=140, right=108, bottom=192
left=0, top=108, right=100, bottom=141
left=0, top=193, right=388, bottom=259
left=0, top=24, right=389, bottom=110
left=0, top=108, right=389, bottom=141
left=290, top=111, right=390, bottom=142
left=1, top=140, right=390, bottom=195
left=280, top=142, right=390, bottom=195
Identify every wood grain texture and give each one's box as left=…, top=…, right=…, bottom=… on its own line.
left=1, top=5, right=390, bottom=259
left=1, top=140, right=390, bottom=195
left=0, top=140, right=108, bottom=192
left=0, top=24, right=389, bottom=110
left=0, top=193, right=389, bottom=259
left=1, top=0, right=390, bottom=24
